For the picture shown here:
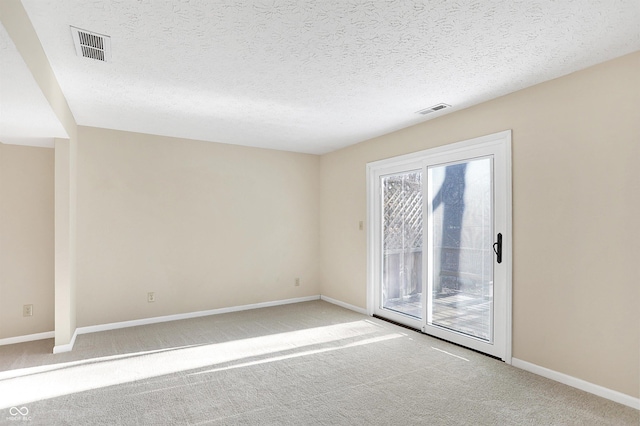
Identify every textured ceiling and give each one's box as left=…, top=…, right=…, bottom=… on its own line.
left=0, top=22, right=67, bottom=147
left=15, top=0, right=640, bottom=154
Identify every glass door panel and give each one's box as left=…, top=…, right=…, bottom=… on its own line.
left=427, top=158, right=493, bottom=342
left=381, top=171, right=423, bottom=319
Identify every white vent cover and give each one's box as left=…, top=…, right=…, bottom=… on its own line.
left=70, top=26, right=111, bottom=62
left=416, top=103, right=451, bottom=115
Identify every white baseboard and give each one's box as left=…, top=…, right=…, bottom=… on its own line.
left=2, top=297, right=322, bottom=353
left=512, top=357, right=639, bottom=410
left=0, top=331, right=54, bottom=347
left=320, top=295, right=368, bottom=315
left=53, top=329, right=78, bottom=354
left=76, top=295, right=321, bottom=336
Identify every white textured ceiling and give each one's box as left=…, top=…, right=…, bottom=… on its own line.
left=16, top=0, right=640, bottom=154
left=0, top=22, right=67, bottom=148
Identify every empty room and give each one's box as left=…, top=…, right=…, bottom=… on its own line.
left=0, top=0, right=638, bottom=424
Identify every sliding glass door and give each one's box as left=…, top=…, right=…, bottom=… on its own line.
left=368, top=131, right=511, bottom=360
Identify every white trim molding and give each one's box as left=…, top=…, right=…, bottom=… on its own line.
left=320, top=295, right=368, bottom=315
left=512, top=358, right=640, bottom=410
left=75, top=295, right=321, bottom=336
left=5, top=296, right=322, bottom=353
left=0, top=331, right=54, bottom=347
left=53, top=329, right=78, bottom=354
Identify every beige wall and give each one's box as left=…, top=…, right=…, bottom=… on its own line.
left=1, top=0, right=79, bottom=348
left=0, top=143, right=54, bottom=339
left=76, top=126, right=320, bottom=327
left=320, top=52, right=640, bottom=398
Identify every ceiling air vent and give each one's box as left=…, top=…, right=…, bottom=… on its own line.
left=416, top=103, right=451, bottom=115
left=70, top=26, right=111, bottom=62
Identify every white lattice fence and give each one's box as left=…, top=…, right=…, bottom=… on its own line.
left=382, top=172, right=423, bottom=300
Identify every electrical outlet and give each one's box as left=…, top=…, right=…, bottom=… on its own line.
left=147, top=292, right=155, bottom=303
left=294, top=278, right=300, bottom=287
left=23, top=304, right=33, bottom=317
left=359, top=220, right=364, bottom=230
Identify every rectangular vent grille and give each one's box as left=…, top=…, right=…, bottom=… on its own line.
left=416, top=103, right=451, bottom=115
left=70, top=26, right=111, bottom=62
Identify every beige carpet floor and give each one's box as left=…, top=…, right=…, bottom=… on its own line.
left=0, top=300, right=637, bottom=425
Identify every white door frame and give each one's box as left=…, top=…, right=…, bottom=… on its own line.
left=366, top=130, right=512, bottom=363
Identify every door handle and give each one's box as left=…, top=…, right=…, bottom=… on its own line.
left=493, top=233, right=502, bottom=264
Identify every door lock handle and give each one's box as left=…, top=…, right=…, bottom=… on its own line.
left=493, top=233, right=502, bottom=264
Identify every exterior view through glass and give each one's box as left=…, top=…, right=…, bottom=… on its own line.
left=382, top=171, right=423, bottom=319
left=428, top=158, right=493, bottom=341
